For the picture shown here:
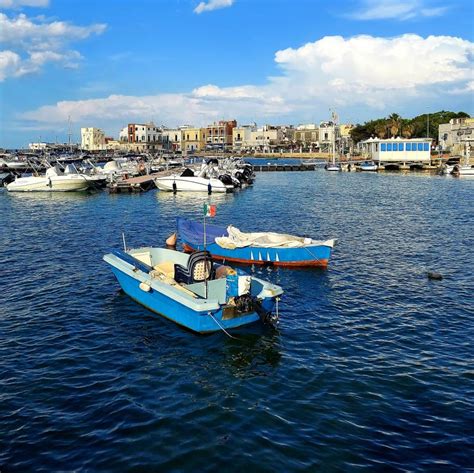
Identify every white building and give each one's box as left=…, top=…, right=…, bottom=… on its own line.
left=29, top=142, right=49, bottom=150
left=359, top=137, right=432, bottom=165
left=81, top=127, right=106, bottom=151
left=119, top=122, right=168, bottom=151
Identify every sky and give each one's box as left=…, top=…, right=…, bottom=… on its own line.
left=0, top=0, right=473, bottom=148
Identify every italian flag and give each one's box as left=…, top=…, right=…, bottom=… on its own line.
left=203, top=204, right=216, bottom=217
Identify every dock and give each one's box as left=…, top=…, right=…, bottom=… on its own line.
left=253, top=164, right=316, bottom=172
left=107, top=173, right=159, bottom=193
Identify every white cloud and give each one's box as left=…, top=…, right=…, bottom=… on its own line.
left=0, top=13, right=106, bottom=50
left=194, top=0, right=233, bottom=14
left=20, top=34, right=474, bottom=129
left=350, top=0, right=448, bottom=20
left=0, top=13, right=106, bottom=80
left=0, top=0, right=49, bottom=8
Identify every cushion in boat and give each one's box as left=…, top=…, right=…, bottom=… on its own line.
left=153, top=260, right=175, bottom=279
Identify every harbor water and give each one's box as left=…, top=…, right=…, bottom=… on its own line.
left=1, top=171, right=473, bottom=471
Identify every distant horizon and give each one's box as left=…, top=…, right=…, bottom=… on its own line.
left=1, top=0, right=473, bottom=148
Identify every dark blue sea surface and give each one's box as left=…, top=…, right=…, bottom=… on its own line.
left=1, top=171, right=473, bottom=472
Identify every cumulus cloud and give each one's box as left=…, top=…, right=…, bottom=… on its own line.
left=194, top=0, right=233, bottom=14
left=350, top=0, right=448, bottom=20
left=0, top=0, right=49, bottom=8
left=20, top=34, right=474, bottom=129
left=0, top=13, right=106, bottom=80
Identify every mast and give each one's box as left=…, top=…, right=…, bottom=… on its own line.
left=67, top=115, right=72, bottom=153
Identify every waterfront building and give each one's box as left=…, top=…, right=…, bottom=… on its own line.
left=181, top=126, right=205, bottom=153
left=247, top=125, right=284, bottom=152
left=205, top=120, right=237, bottom=151
left=294, top=125, right=319, bottom=150
left=29, top=142, right=50, bottom=150
left=162, top=128, right=183, bottom=152
left=232, top=123, right=257, bottom=151
left=81, top=127, right=106, bottom=151
left=358, top=137, right=432, bottom=166
left=438, top=117, right=473, bottom=157
left=119, top=122, right=168, bottom=152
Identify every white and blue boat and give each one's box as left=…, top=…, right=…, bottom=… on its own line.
left=178, top=217, right=336, bottom=268
left=103, top=246, right=283, bottom=333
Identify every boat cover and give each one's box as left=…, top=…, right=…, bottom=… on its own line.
left=178, top=217, right=334, bottom=249
left=177, top=217, right=228, bottom=246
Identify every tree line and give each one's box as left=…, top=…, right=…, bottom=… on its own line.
left=349, top=111, right=470, bottom=144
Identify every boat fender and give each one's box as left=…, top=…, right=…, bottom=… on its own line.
left=139, top=282, right=151, bottom=292
left=172, top=181, right=177, bottom=193
left=208, top=182, right=212, bottom=194
left=166, top=232, right=177, bottom=247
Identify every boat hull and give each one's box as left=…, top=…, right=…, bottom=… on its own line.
left=154, top=176, right=229, bottom=193
left=182, top=242, right=331, bottom=267
left=6, top=176, right=90, bottom=192
left=109, top=266, right=266, bottom=333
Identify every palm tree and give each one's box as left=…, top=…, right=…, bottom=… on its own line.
left=374, top=123, right=387, bottom=138
left=387, top=113, right=402, bottom=137
left=401, top=121, right=414, bottom=138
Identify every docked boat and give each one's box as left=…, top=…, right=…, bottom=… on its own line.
left=325, top=163, right=342, bottom=172
left=103, top=246, right=283, bottom=333
left=177, top=217, right=336, bottom=267
left=359, top=160, right=378, bottom=172
left=6, top=165, right=91, bottom=192
left=451, top=164, right=474, bottom=176
left=154, top=168, right=232, bottom=193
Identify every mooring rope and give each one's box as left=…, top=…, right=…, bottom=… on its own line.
left=208, top=312, right=239, bottom=340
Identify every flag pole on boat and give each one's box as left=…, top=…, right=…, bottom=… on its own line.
left=203, top=203, right=216, bottom=300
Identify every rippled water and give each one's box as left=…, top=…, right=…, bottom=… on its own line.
left=1, top=171, right=473, bottom=472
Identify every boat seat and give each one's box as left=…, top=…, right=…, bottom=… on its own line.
left=153, top=260, right=175, bottom=279
left=174, top=251, right=215, bottom=285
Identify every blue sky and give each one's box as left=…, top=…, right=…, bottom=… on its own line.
left=0, top=0, right=473, bottom=148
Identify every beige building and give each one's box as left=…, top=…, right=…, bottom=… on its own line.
left=439, top=117, right=473, bottom=156
left=232, top=124, right=257, bottom=150
left=81, top=127, right=106, bottom=151
left=205, top=120, right=237, bottom=150
left=162, top=128, right=183, bottom=152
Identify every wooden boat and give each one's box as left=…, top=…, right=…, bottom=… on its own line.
left=177, top=217, right=336, bottom=268
left=103, top=246, right=283, bottom=333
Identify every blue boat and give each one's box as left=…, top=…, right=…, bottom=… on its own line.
left=103, top=246, right=283, bottom=333
left=178, top=217, right=336, bottom=268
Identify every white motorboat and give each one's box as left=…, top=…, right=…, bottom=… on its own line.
left=451, top=164, right=474, bottom=176
left=326, top=163, right=342, bottom=172
left=6, top=165, right=90, bottom=192
left=154, top=173, right=231, bottom=193
left=359, top=160, right=378, bottom=172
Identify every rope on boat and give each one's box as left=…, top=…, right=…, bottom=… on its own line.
left=208, top=312, right=239, bottom=340
left=303, top=246, right=324, bottom=264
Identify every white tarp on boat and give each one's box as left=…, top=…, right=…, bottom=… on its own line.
left=215, top=225, right=335, bottom=249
